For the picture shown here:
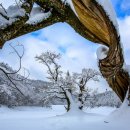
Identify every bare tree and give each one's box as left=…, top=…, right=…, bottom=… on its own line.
left=36, top=51, right=62, bottom=81
left=73, top=68, right=101, bottom=110
left=0, top=0, right=129, bottom=103
left=35, top=51, right=76, bottom=111
left=0, top=43, right=30, bottom=96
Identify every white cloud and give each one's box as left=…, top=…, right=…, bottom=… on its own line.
left=118, top=16, right=130, bottom=64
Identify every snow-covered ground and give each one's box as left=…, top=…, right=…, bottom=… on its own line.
left=0, top=105, right=129, bottom=130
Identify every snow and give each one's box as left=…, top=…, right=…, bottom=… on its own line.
left=26, top=7, right=51, bottom=25
left=0, top=3, right=52, bottom=27
left=106, top=91, right=130, bottom=120
left=7, top=5, right=25, bottom=18
left=0, top=105, right=130, bottom=130
left=123, top=64, right=130, bottom=75
left=61, top=0, right=78, bottom=16
left=0, top=0, right=17, bottom=9
left=65, top=90, right=81, bottom=115
left=0, top=4, right=26, bottom=28
left=85, top=107, right=116, bottom=116
left=96, top=45, right=109, bottom=60
left=0, top=84, right=12, bottom=95
left=0, top=65, right=11, bottom=73
left=103, top=91, right=130, bottom=130
left=96, top=0, right=119, bottom=32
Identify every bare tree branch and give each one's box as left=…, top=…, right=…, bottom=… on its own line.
left=0, top=43, right=29, bottom=96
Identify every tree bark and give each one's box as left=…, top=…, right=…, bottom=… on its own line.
left=72, top=0, right=130, bottom=102
left=78, top=92, right=84, bottom=110
left=64, top=91, right=71, bottom=112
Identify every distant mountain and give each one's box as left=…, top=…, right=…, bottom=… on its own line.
left=0, top=62, right=122, bottom=108
left=85, top=91, right=122, bottom=108
left=0, top=62, right=50, bottom=107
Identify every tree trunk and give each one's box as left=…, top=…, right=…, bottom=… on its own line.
left=64, top=91, right=71, bottom=112
left=78, top=85, right=85, bottom=110
left=72, top=0, right=130, bottom=102
left=98, top=43, right=129, bottom=102
left=65, top=90, right=79, bottom=111
left=78, top=92, right=84, bottom=110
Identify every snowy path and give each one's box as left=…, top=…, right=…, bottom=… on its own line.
left=0, top=105, right=129, bottom=130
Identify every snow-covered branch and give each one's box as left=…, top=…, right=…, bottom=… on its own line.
left=73, top=68, right=101, bottom=109
left=0, top=0, right=33, bottom=47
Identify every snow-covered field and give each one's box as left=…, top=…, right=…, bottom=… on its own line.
left=0, top=105, right=129, bottom=130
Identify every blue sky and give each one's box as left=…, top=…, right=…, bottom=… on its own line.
left=112, top=0, right=130, bottom=17
left=0, top=0, right=130, bottom=92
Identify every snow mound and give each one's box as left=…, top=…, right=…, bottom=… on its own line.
left=106, top=91, right=130, bottom=123
left=96, top=46, right=109, bottom=60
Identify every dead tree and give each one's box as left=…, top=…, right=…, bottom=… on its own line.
left=0, top=0, right=129, bottom=102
